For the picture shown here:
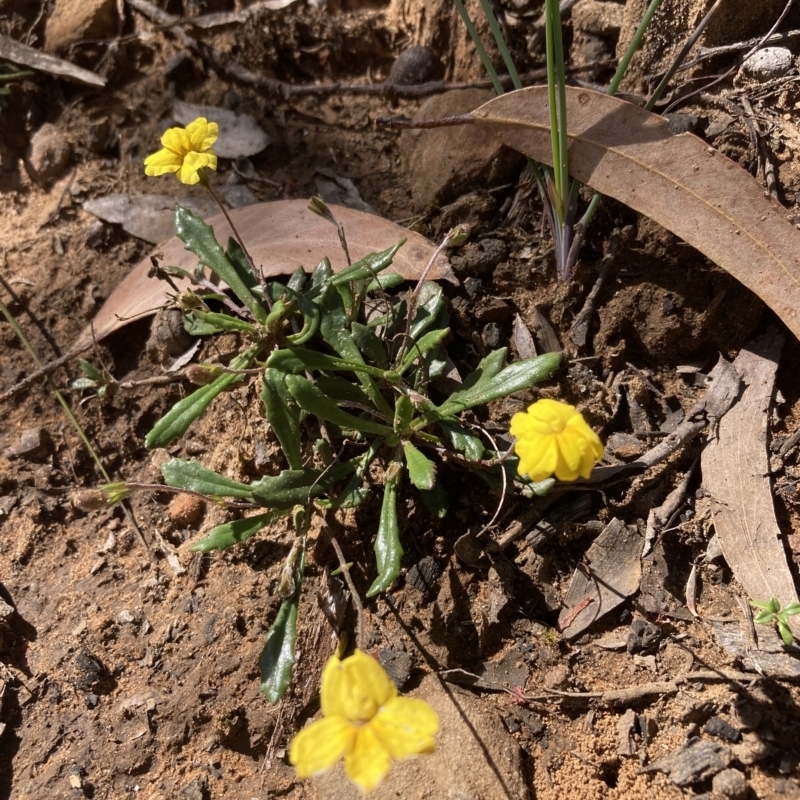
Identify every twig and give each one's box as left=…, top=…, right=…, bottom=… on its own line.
left=683, top=28, right=800, bottom=71
left=664, top=0, right=795, bottom=112
left=540, top=668, right=768, bottom=707
left=570, top=227, right=620, bottom=349
left=740, top=96, right=779, bottom=200
left=330, top=536, right=364, bottom=651
left=126, top=0, right=611, bottom=98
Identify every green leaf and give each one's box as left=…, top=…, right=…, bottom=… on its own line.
left=259, top=598, right=299, bottom=701
left=267, top=347, right=392, bottom=381
left=259, top=538, right=306, bottom=702
left=398, top=328, right=450, bottom=375
left=319, top=284, right=393, bottom=418
left=145, top=347, right=257, bottom=448
left=753, top=611, right=776, bottom=625
left=394, top=395, right=414, bottom=434
left=69, top=377, right=99, bottom=391
left=321, top=438, right=383, bottom=510
left=226, top=236, right=261, bottom=294
left=409, top=282, right=445, bottom=341
left=437, top=420, right=485, bottom=461
left=438, top=351, right=562, bottom=416
left=313, top=375, right=373, bottom=407
left=778, top=621, right=796, bottom=646
left=183, top=315, right=223, bottom=336
left=191, top=511, right=286, bottom=552
left=403, top=441, right=437, bottom=490
left=188, top=309, right=259, bottom=335
left=250, top=461, right=356, bottom=508
left=262, top=368, right=303, bottom=470
left=351, top=322, right=389, bottom=369
left=330, top=241, right=404, bottom=286
left=285, top=374, right=393, bottom=436
left=366, top=472, right=404, bottom=597
left=161, top=458, right=254, bottom=498
left=78, top=359, right=104, bottom=381
left=367, top=273, right=405, bottom=292
left=175, top=206, right=267, bottom=324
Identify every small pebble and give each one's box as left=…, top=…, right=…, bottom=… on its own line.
left=711, top=767, right=748, bottom=800
left=627, top=618, right=661, bottom=654
left=4, top=427, right=53, bottom=462
left=168, top=494, right=206, bottom=528
left=386, top=46, right=441, bottom=86
left=25, top=123, right=72, bottom=187
left=740, top=47, right=793, bottom=81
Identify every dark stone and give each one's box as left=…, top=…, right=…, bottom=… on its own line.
left=4, top=427, right=53, bottom=461
left=705, top=716, right=742, bottom=743
left=386, top=46, right=442, bottom=86
left=407, top=555, right=441, bottom=597
left=182, top=777, right=209, bottom=800
left=379, top=649, right=414, bottom=689
left=627, top=618, right=661, bottom=653
left=474, top=298, right=511, bottom=324
left=450, top=238, right=509, bottom=277
left=73, top=651, right=108, bottom=692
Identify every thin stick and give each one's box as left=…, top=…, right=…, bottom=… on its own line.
left=330, top=536, right=364, bottom=650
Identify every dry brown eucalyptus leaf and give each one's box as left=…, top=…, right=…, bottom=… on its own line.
left=472, top=87, right=800, bottom=342
left=701, top=330, right=800, bottom=638
left=75, top=199, right=453, bottom=349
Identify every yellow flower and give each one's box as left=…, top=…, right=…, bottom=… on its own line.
left=511, top=398, right=603, bottom=482
left=289, top=649, right=439, bottom=793
left=143, top=117, right=218, bottom=185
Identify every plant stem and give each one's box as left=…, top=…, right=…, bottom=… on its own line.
left=330, top=536, right=364, bottom=650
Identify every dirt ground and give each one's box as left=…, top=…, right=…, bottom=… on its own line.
left=3, top=0, right=800, bottom=798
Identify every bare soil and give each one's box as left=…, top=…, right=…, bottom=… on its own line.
left=3, top=1, right=800, bottom=799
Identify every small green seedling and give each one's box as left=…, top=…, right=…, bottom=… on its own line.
left=750, top=597, right=800, bottom=646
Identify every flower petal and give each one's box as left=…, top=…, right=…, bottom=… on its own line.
left=344, top=723, right=392, bottom=793
left=289, top=715, right=356, bottom=778
left=177, top=150, right=214, bottom=184
left=512, top=398, right=603, bottom=483
left=322, top=649, right=397, bottom=722
left=185, top=117, right=219, bottom=152
left=159, top=126, right=190, bottom=156
left=371, top=696, right=439, bottom=759
left=143, top=148, right=183, bottom=176
left=515, top=435, right=558, bottom=482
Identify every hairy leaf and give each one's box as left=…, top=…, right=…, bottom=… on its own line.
left=438, top=351, right=562, bottom=415
left=175, top=206, right=267, bottom=324
left=285, top=374, right=393, bottom=436
left=191, top=511, right=286, bottom=552
left=367, top=473, right=404, bottom=597
left=262, top=368, right=303, bottom=470
left=161, top=458, right=254, bottom=499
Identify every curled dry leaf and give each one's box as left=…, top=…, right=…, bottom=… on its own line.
left=472, top=87, right=800, bottom=342
left=75, top=199, right=454, bottom=349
